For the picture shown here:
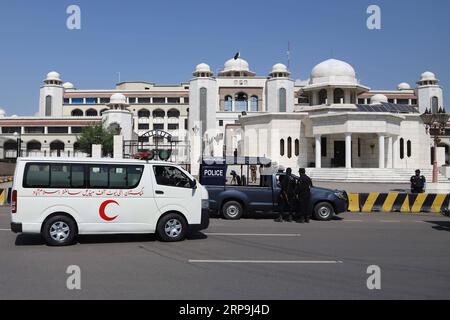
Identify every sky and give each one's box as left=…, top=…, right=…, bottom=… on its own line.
left=0, top=0, right=449, bottom=116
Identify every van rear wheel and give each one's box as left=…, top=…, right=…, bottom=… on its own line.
left=157, top=213, right=187, bottom=242
left=42, top=215, right=77, bottom=246
left=222, top=201, right=243, bottom=220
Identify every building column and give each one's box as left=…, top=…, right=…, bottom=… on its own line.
left=378, top=134, right=385, bottom=169
left=327, top=88, right=334, bottom=106
left=315, top=135, right=322, bottom=168
left=312, top=91, right=319, bottom=106
left=345, top=133, right=352, bottom=169
left=344, top=90, right=351, bottom=104
left=387, top=136, right=393, bottom=168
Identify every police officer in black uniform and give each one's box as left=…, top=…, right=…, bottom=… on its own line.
left=410, top=169, right=426, bottom=193
left=295, top=168, right=313, bottom=223
left=275, top=168, right=296, bottom=222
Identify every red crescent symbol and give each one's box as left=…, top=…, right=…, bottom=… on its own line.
left=99, top=200, right=119, bottom=222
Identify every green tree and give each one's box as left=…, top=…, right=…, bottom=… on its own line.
left=76, top=125, right=117, bottom=156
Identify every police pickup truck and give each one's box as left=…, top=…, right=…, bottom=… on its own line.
left=200, top=157, right=348, bottom=221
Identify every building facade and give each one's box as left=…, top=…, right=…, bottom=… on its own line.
left=0, top=57, right=446, bottom=176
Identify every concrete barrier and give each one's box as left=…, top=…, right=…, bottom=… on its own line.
left=348, top=192, right=450, bottom=214
left=0, top=187, right=12, bottom=206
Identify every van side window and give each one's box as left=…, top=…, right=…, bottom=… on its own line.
left=89, top=166, right=109, bottom=188
left=24, top=164, right=50, bottom=187
left=71, top=165, right=85, bottom=188
left=153, top=166, right=192, bottom=188
left=109, top=166, right=127, bottom=188
left=50, top=165, right=71, bottom=188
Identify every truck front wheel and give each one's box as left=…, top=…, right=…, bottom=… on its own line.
left=222, top=201, right=244, bottom=220
left=313, top=202, right=335, bottom=221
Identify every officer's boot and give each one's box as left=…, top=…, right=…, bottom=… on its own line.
left=275, top=215, right=283, bottom=222
left=286, top=214, right=294, bottom=222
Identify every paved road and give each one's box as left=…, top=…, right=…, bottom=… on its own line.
left=0, top=206, right=449, bottom=300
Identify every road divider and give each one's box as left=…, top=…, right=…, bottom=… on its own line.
left=348, top=192, right=450, bottom=213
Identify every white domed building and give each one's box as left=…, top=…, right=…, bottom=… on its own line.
left=0, top=57, right=447, bottom=182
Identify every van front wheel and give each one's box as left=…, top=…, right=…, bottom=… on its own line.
left=313, top=202, right=335, bottom=221
left=157, top=213, right=188, bottom=242
left=42, top=215, right=77, bottom=246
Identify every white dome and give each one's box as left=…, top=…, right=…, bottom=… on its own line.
left=110, top=93, right=127, bottom=104
left=271, top=63, right=289, bottom=74
left=195, top=63, right=211, bottom=73
left=370, top=94, right=388, bottom=105
left=223, top=58, right=250, bottom=72
left=0, top=108, right=6, bottom=117
left=420, top=71, right=437, bottom=82
left=46, top=71, right=61, bottom=81
left=310, top=59, right=357, bottom=85
left=63, top=82, right=75, bottom=89
left=397, top=82, right=411, bottom=90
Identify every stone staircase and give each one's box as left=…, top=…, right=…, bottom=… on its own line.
left=304, top=168, right=450, bottom=184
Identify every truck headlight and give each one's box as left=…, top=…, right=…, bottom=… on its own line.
left=334, top=191, right=347, bottom=201
left=202, top=199, right=210, bottom=209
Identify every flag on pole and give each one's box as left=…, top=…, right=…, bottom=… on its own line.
left=234, top=52, right=240, bottom=60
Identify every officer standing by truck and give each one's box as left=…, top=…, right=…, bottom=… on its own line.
left=410, top=169, right=426, bottom=193
left=275, top=168, right=295, bottom=222
left=295, top=168, right=313, bottom=223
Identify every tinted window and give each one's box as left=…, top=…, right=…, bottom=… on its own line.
left=50, top=165, right=71, bottom=188
left=25, top=164, right=50, bottom=187
left=89, top=165, right=109, bottom=188
left=71, top=165, right=85, bottom=188
left=109, top=166, right=127, bottom=188
left=153, top=166, right=192, bottom=188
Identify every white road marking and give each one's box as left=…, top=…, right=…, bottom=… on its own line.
left=205, top=233, right=301, bottom=237
left=380, top=220, right=401, bottom=223
left=0, top=228, right=10, bottom=231
left=189, top=260, right=343, bottom=264
left=344, top=220, right=364, bottom=222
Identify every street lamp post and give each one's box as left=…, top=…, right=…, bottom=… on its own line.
left=13, top=131, right=22, bottom=159
left=420, top=107, right=450, bottom=183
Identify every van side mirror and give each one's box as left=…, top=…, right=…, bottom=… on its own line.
left=191, top=179, right=198, bottom=189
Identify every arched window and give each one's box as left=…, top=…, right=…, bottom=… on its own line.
left=138, top=109, right=150, bottom=118
left=27, top=141, right=42, bottom=151
left=50, top=140, right=65, bottom=157
left=99, top=109, right=108, bottom=116
left=279, top=88, right=287, bottom=112
left=224, top=95, right=233, bottom=112
left=45, top=95, right=52, bottom=116
left=287, top=137, right=292, bottom=158
left=71, top=109, right=83, bottom=117
left=167, top=109, right=180, bottom=118
left=86, top=109, right=98, bottom=117
left=73, top=142, right=80, bottom=151
left=295, top=139, right=300, bottom=156
left=250, top=96, right=258, bottom=112
left=334, top=88, right=345, bottom=104
left=280, top=139, right=285, bottom=157
left=200, top=88, right=207, bottom=136
left=318, top=89, right=327, bottom=105
left=407, top=140, right=412, bottom=158
left=431, top=96, right=439, bottom=113
left=400, top=138, right=405, bottom=159
left=152, top=109, right=165, bottom=118
left=235, top=92, right=248, bottom=113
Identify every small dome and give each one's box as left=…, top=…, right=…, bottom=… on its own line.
left=195, top=63, right=211, bottom=73
left=223, top=58, right=250, bottom=72
left=0, top=108, right=6, bottom=117
left=46, top=71, right=61, bottom=81
left=420, top=71, right=437, bottom=82
left=311, top=59, right=356, bottom=85
left=370, top=94, right=388, bottom=105
left=63, top=82, right=75, bottom=89
left=110, top=93, right=127, bottom=104
left=271, top=63, right=289, bottom=74
left=397, top=82, right=411, bottom=90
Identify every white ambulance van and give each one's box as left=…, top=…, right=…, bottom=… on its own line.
left=10, top=158, right=209, bottom=246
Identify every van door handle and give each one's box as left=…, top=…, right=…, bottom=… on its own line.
left=155, top=190, right=164, bottom=195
